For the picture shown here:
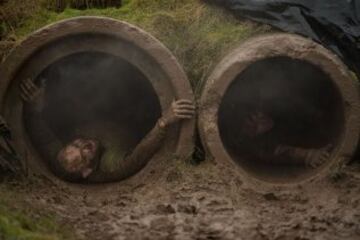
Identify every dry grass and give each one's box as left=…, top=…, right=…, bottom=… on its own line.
left=0, top=0, right=272, bottom=92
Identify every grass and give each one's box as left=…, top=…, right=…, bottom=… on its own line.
left=0, top=183, right=76, bottom=240
left=0, top=0, right=271, bottom=93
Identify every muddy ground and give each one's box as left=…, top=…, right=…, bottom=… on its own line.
left=2, top=154, right=359, bottom=240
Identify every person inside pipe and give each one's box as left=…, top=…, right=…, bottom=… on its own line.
left=240, top=107, right=332, bottom=168
left=20, top=78, right=195, bottom=183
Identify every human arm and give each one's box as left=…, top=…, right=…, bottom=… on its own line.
left=87, top=99, right=195, bottom=183
left=273, top=144, right=332, bottom=168
left=20, top=78, right=63, bottom=163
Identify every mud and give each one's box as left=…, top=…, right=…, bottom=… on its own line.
left=3, top=155, right=360, bottom=240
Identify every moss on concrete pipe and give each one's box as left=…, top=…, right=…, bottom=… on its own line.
left=199, top=34, right=360, bottom=187
left=0, top=17, right=194, bottom=180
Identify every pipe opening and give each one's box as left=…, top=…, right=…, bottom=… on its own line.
left=218, top=56, right=344, bottom=183
left=24, top=51, right=161, bottom=176
left=0, top=17, right=195, bottom=184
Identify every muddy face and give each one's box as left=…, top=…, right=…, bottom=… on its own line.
left=242, top=110, right=274, bottom=138
left=24, top=51, right=162, bottom=179
left=57, top=138, right=100, bottom=174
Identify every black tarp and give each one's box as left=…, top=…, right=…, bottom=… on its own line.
left=206, top=0, right=360, bottom=78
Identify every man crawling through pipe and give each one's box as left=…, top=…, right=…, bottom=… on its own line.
left=240, top=106, right=332, bottom=169
left=20, top=78, right=195, bottom=183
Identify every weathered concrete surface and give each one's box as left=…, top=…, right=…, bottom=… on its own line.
left=199, top=33, right=360, bottom=189
left=0, top=23, right=359, bottom=240
left=0, top=17, right=194, bottom=184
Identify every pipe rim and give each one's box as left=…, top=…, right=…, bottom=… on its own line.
left=199, top=33, right=360, bottom=188
left=0, top=17, right=195, bottom=181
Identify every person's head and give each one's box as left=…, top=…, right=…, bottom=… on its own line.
left=242, top=110, right=274, bottom=138
left=56, top=137, right=102, bottom=180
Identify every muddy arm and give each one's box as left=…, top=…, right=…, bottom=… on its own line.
left=21, top=78, right=63, bottom=164
left=125, top=121, right=167, bottom=165
left=87, top=121, right=168, bottom=183
left=272, top=144, right=331, bottom=168
left=87, top=99, right=195, bottom=183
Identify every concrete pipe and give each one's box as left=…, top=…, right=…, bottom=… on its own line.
left=199, top=34, right=360, bottom=186
left=0, top=17, right=194, bottom=180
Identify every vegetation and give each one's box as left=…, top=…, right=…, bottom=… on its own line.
left=0, top=184, right=75, bottom=240
left=0, top=0, right=271, bottom=92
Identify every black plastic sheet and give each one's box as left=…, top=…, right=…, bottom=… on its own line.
left=206, top=0, right=360, bottom=78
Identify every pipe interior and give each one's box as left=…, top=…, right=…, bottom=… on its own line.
left=218, top=56, right=344, bottom=183
left=24, top=51, right=161, bottom=175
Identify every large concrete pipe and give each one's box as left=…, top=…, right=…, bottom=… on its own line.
left=199, top=34, right=360, bottom=186
left=0, top=17, right=194, bottom=180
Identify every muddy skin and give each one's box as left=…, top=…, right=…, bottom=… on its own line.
left=20, top=78, right=195, bottom=183
left=243, top=110, right=331, bottom=168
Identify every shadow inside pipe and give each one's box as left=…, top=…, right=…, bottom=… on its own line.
left=218, top=56, right=344, bottom=183
left=23, top=51, right=161, bottom=180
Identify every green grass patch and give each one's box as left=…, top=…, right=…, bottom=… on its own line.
left=0, top=187, right=75, bottom=240
left=1, top=0, right=271, bottom=92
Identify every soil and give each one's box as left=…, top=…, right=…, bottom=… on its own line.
left=3, top=155, right=360, bottom=240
